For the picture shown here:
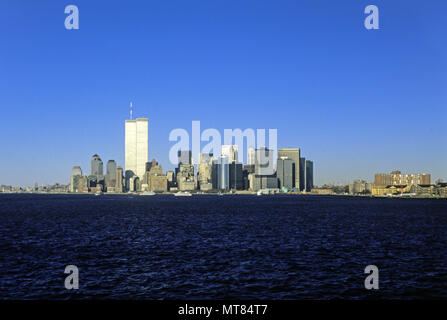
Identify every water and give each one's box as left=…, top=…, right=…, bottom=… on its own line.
left=0, top=193, right=446, bottom=299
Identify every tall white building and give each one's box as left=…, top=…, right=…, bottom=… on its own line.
left=221, top=145, right=238, bottom=163
left=125, top=118, right=148, bottom=179
left=247, top=146, right=255, bottom=165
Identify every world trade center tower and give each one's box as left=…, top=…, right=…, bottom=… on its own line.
left=125, top=117, right=148, bottom=180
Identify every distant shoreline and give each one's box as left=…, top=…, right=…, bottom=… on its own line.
left=0, top=191, right=445, bottom=200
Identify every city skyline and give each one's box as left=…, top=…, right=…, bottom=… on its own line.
left=0, top=104, right=442, bottom=188
left=1, top=1, right=446, bottom=186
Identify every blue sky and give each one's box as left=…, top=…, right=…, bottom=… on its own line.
left=0, top=0, right=446, bottom=186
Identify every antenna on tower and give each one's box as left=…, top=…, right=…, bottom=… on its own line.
left=130, top=101, right=133, bottom=120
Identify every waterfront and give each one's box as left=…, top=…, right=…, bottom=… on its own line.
left=0, top=194, right=446, bottom=299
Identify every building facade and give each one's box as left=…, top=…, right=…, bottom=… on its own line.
left=217, top=156, right=229, bottom=190
left=299, top=157, right=306, bottom=191
left=374, top=171, right=431, bottom=187
left=115, top=166, right=123, bottom=193
left=91, top=154, right=103, bottom=177
left=105, top=160, right=117, bottom=191
left=305, top=160, right=314, bottom=192
left=277, top=148, right=300, bottom=190
left=144, top=159, right=168, bottom=192
left=253, top=175, right=278, bottom=191
left=177, top=163, right=196, bottom=191
left=277, top=157, right=293, bottom=189
left=70, top=166, right=82, bottom=192
left=125, top=118, right=148, bottom=180
left=229, top=162, right=244, bottom=190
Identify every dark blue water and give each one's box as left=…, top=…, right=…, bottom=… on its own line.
left=0, top=194, right=446, bottom=299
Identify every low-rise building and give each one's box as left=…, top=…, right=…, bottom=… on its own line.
left=310, top=188, right=334, bottom=195
left=409, top=184, right=436, bottom=196
left=374, top=171, right=430, bottom=187
left=436, top=183, right=447, bottom=197
left=371, top=185, right=411, bottom=196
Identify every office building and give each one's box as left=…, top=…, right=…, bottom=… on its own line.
left=217, top=155, right=229, bottom=190
left=77, top=176, right=89, bottom=193
left=299, top=157, right=306, bottom=191
left=305, top=160, right=314, bottom=192
left=229, top=162, right=244, bottom=190
left=91, top=154, right=103, bottom=177
left=278, top=148, right=300, bottom=190
left=70, top=166, right=82, bottom=192
left=277, top=157, right=293, bottom=189
left=211, top=160, right=218, bottom=190
left=125, top=117, right=148, bottom=180
left=253, top=174, right=278, bottom=191
left=105, top=160, right=117, bottom=190
left=115, top=166, right=123, bottom=193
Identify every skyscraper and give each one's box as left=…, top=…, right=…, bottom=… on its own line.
left=277, top=157, right=293, bottom=189
left=70, top=166, right=82, bottom=192
left=116, top=166, right=123, bottom=193
left=125, top=117, right=148, bottom=179
left=91, top=154, right=103, bottom=177
left=217, top=155, right=229, bottom=190
left=278, top=148, right=300, bottom=190
left=105, top=160, right=117, bottom=190
left=299, top=157, right=306, bottom=191
left=305, top=160, right=314, bottom=192
left=229, top=162, right=243, bottom=190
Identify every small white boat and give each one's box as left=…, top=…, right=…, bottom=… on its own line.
left=257, top=190, right=263, bottom=196
left=174, top=191, right=192, bottom=197
left=140, top=191, right=156, bottom=196
left=95, top=191, right=103, bottom=196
